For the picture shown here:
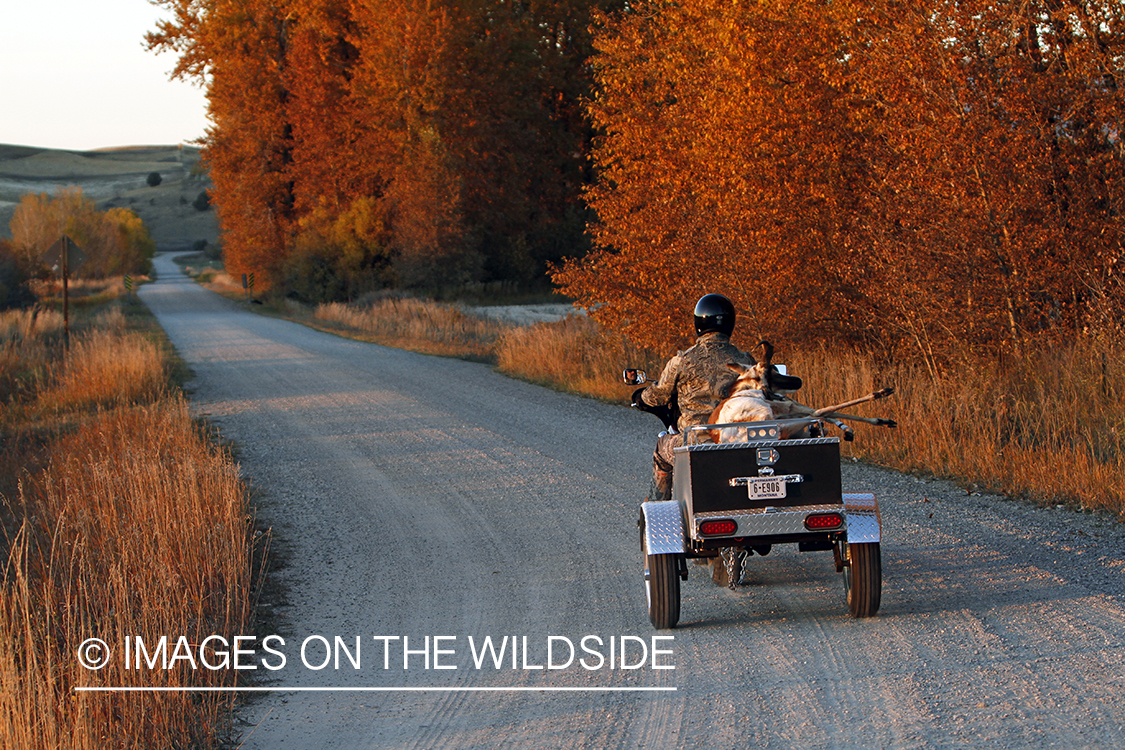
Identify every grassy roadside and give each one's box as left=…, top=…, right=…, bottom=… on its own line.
left=172, top=258, right=1125, bottom=517
left=0, top=282, right=262, bottom=749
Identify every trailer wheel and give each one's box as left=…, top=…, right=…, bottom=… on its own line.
left=842, top=542, right=882, bottom=618
left=645, top=551, right=681, bottom=629
left=640, top=508, right=681, bottom=628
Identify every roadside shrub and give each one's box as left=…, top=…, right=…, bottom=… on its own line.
left=191, top=239, right=222, bottom=262
left=103, top=207, right=156, bottom=275
left=283, top=245, right=349, bottom=304
left=8, top=188, right=155, bottom=278
left=146, top=171, right=162, bottom=187
left=192, top=190, right=211, bottom=211
left=280, top=197, right=396, bottom=303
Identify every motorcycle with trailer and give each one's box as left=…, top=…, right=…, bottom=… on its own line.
left=623, top=367, right=885, bottom=630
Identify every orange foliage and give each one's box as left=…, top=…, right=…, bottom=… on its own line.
left=555, top=0, right=882, bottom=350
left=9, top=188, right=155, bottom=277
left=555, top=0, right=1125, bottom=362
left=148, top=0, right=621, bottom=294
left=849, top=1, right=1125, bottom=366
left=148, top=0, right=299, bottom=287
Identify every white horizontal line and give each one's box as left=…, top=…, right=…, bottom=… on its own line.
left=75, top=686, right=676, bottom=693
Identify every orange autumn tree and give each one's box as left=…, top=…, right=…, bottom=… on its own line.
left=349, top=0, right=472, bottom=288
left=849, top=1, right=1125, bottom=366
left=150, top=0, right=622, bottom=296
left=557, top=0, right=1125, bottom=362
left=277, top=0, right=401, bottom=299
left=554, top=0, right=882, bottom=351
left=9, top=188, right=155, bottom=277
left=149, top=0, right=301, bottom=287
left=437, top=0, right=619, bottom=284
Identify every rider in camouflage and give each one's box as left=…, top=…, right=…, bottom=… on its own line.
left=638, top=293, right=756, bottom=502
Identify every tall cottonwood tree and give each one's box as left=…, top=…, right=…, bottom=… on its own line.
left=349, top=0, right=473, bottom=288
left=846, top=1, right=1125, bottom=363
left=555, top=0, right=879, bottom=350
left=556, top=0, right=1125, bottom=362
left=439, top=0, right=618, bottom=282
left=149, top=0, right=299, bottom=284
left=149, top=0, right=620, bottom=294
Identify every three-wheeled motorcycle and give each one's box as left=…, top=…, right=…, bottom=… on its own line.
left=624, top=369, right=883, bottom=629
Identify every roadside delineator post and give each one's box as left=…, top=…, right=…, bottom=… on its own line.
left=241, top=272, right=256, bottom=302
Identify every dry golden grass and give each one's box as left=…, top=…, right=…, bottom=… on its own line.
left=0, top=310, right=62, bottom=405
left=315, top=297, right=510, bottom=360
left=1, top=306, right=163, bottom=416
left=2, top=399, right=255, bottom=749
left=38, top=329, right=166, bottom=413
left=787, top=342, right=1125, bottom=515
left=197, top=270, right=246, bottom=295
left=497, top=316, right=663, bottom=400
left=0, top=301, right=258, bottom=749
left=29, top=276, right=139, bottom=303
left=0, top=307, right=64, bottom=341
left=32, top=330, right=164, bottom=416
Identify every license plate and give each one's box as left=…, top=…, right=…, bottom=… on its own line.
left=746, top=476, right=786, bottom=500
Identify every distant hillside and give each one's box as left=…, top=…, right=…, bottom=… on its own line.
left=0, top=144, right=219, bottom=253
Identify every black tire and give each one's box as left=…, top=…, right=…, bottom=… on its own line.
left=645, top=551, right=681, bottom=629
left=842, top=542, right=882, bottom=618
left=640, top=506, right=680, bottom=628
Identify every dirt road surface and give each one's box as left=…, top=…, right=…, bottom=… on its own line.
left=140, top=253, right=1125, bottom=749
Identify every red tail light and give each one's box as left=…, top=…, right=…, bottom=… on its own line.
left=804, top=512, right=844, bottom=531
left=699, top=519, right=737, bottom=536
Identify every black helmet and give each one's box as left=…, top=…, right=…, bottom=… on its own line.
left=694, top=293, right=736, bottom=336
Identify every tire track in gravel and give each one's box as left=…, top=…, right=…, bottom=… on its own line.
left=141, top=253, right=1125, bottom=749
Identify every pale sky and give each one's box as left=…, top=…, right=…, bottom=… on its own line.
left=0, top=0, right=210, bottom=151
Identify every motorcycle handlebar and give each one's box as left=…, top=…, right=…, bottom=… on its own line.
left=630, top=387, right=678, bottom=431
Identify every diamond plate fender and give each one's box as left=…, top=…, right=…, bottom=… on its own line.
left=642, top=500, right=687, bottom=554
left=843, top=492, right=881, bottom=543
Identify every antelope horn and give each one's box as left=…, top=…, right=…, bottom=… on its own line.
left=812, top=387, right=895, bottom=417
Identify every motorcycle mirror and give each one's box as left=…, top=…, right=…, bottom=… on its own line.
left=622, top=368, right=647, bottom=386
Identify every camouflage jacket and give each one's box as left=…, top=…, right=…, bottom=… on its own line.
left=641, top=332, right=756, bottom=432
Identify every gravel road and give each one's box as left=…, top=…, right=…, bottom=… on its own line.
left=141, top=253, right=1125, bottom=749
